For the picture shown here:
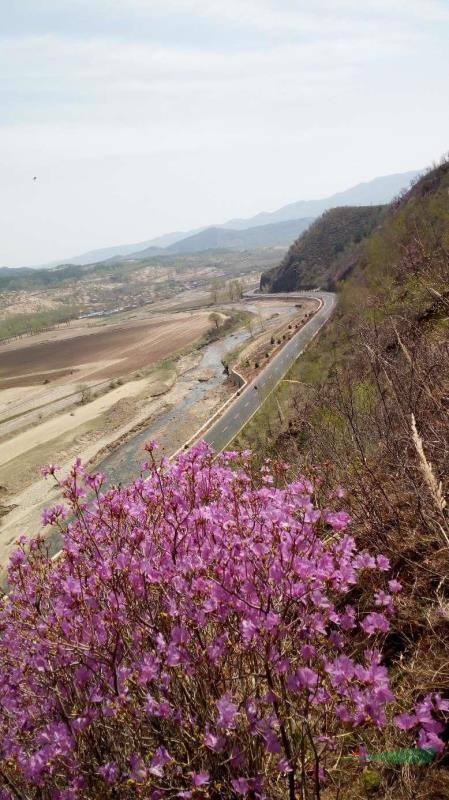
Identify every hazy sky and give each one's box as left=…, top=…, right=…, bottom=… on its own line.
left=1, top=0, right=448, bottom=267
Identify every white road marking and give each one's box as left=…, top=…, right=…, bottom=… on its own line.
left=244, top=400, right=250, bottom=408
left=222, top=425, right=228, bottom=433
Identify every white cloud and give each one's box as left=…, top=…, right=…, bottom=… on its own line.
left=0, top=28, right=419, bottom=167
left=119, top=0, right=449, bottom=33
left=321, top=0, right=449, bottom=21
left=0, top=0, right=448, bottom=265
left=0, top=27, right=420, bottom=112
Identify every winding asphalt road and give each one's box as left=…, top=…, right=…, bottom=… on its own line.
left=202, top=291, right=336, bottom=453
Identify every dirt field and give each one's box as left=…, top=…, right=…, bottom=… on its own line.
left=0, top=311, right=210, bottom=386
left=0, top=350, right=230, bottom=580
left=0, top=292, right=318, bottom=582
left=0, top=369, right=175, bottom=478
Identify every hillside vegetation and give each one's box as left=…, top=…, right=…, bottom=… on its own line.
left=260, top=205, right=385, bottom=291
left=238, top=158, right=449, bottom=798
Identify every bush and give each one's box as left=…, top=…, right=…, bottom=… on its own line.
left=0, top=444, right=445, bottom=799
left=79, top=385, right=93, bottom=404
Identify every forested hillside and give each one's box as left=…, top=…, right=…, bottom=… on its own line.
left=260, top=205, right=385, bottom=291
left=239, top=157, right=449, bottom=798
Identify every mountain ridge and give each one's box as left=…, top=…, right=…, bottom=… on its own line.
left=130, top=217, right=314, bottom=259
left=29, top=169, right=421, bottom=269
left=223, top=169, right=420, bottom=230
left=260, top=205, right=386, bottom=292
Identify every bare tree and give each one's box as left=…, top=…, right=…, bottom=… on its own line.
left=209, top=312, right=221, bottom=330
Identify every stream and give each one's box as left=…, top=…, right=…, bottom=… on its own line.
left=38, top=301, right=296, bottom=561
left=95, top=301, right=298, bottom=485
left=94, top=326, right=252, bottom=486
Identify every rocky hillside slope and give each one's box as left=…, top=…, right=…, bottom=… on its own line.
left=240, top=157, right=449, bottom=799
left=260, top=205, right=385, bottom=291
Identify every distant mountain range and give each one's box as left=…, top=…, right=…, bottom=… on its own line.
left=61, top=230, right=193, bottom=266
left=126, top=217, right=315, bottom=259
left=222, top=170, right=420, bottom=230
left=36, top=169, right=421, bottom=268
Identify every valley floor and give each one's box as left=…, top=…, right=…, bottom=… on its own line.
left=0, top=289, right=313, bottom=582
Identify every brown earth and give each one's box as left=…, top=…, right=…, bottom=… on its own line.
left=0, top=312, right=210, bottom=386
left=0, top=294, right=306, bottom=575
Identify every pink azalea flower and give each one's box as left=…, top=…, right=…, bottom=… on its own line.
left=0, top=443, right=405, bottom=796
left=216, top=692, right=238, bottom=730
left=129, top=755, right=147, bottom=782
left=394, top=712, right=418, bottom=731
left=40, top=463, right=60, bottom=477
left=191, top=771, right=209, bottom=787
left=434, top=694, right=449, bottom=712
left=325, top=511, right=351, bottom=531
left=361, top=612, right=390, bottom=634
left=374, top=591, right=392, bottom=607
left=149, top=747, right=172, bottom=777
left=204, top=726, right=225, bottom=752
left=418, top=729, right=445, bottom=754
left=99, top=763, right=119, bottom=785
left=376, top=555, right=390, bottom=571
left=231, top=778, right=251, bottom=795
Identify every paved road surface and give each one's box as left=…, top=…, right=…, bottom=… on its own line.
left=203, top=291, right=336, bottom=452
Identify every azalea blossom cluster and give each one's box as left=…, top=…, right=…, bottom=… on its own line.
left=395, top=694, right=449, bottom=752
left=0, top=443, right=446, bottom=799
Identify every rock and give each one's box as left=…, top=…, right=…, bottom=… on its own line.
left=196, top=369, right=215, bottom=383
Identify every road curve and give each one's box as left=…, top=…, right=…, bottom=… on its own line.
left=202, top=291, right=336, bottom=453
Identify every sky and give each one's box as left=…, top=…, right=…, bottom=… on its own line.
left=1, top=1, right=449, bottom=267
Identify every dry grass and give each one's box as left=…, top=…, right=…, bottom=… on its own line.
left=238, top=160, right=449, bottom=798
left=411, top=413, right=447, bottom=516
